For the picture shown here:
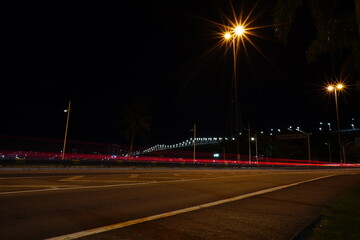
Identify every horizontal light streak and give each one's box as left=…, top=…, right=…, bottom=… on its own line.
left=1, top=150, right=359, bottom=168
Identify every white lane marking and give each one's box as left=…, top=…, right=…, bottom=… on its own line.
left=0, top=175, right=76, bottom=180
left=129, top=174, right=139, bottom=178
left=0, top=175, right=241, bottom=195
left=46, top=175, right=335, bottom=240
left=59, top=176, right=84, bottom=181
left=0, top=185, right=80, bottom=188
left=59, top=179, right=142, bottom=183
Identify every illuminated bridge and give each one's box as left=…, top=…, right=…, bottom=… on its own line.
left=141, top=137, right=231, bottom=155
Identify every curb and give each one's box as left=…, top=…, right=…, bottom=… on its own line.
left=292, top=216, right=321, bottom=240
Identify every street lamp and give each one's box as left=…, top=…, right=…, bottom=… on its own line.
left=222, top=24, right=247, bottom=161
left=62, top=100, right=71, bottom=160
left=327, top=83, right=345, bottom=163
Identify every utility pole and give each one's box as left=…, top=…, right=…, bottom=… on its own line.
left=307, top=133, right=311, bottom=163
left=326, top=142, right=332, bottom=163
left=334, top=89, right=343, bottom=163
left=62, top=100, right=71, bottom=160
left=247, top=123, right=251, bottom=164
left=193, top=123, right=196, bottom=161
left=254, top=133, right=258, bottom=164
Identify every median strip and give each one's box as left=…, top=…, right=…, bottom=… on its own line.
left=46, top=174, right=335, bottom=240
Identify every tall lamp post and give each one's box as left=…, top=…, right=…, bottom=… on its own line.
left=327, top=83, right=344, bottom=163
left=62, top=100, right=71, bottom=160
left=223, top=25, right=247, bottom=161
left=193, top=123, right=196, bottom=161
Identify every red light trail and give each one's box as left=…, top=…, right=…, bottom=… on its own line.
left=1, top=150, right=359, bottom=168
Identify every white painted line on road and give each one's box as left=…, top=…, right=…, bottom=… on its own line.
left=0, top=175, right=240, bottom=195
left=0, top=175, right=77, bottom=180
left=46, top=174, right=335, bottom=240
left=0, top=185, right=80, bottom=188
left=59, top=176, right=84, bottom=181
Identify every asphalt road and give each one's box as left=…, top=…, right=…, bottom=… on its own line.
left=0, top=168, right=359, bottom=240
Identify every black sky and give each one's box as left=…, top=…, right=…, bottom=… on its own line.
left=1, top=1, right=359, bottom=147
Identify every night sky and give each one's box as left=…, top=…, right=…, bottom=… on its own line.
left=1, top=1, right=359, bottom=148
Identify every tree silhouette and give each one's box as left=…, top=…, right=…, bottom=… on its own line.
left=118, top=102, right=153, bottom=154
left=273, top=0, right=360, bottom=74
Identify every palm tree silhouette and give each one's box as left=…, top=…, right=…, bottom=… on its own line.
left=273, top=0, right=360, bottom=73
left=119, top=102, right=153, bottom=154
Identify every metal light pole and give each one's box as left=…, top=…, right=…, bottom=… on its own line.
left=193, top=123, right=196, bottom=161
left=326, top=142, right=332, bottom=163
left=248, top=123, right=251, bottom=164
left=334, top=89, right=342, bottom=163
left=62, top=100, right=71, bottom=160
left=327, top=84, right=344, bottom=163
left=254, top=133, right=258, bottom=164
left=233, top=38, right=241, bottom=162
left=307, top=133, right=311, bottom=163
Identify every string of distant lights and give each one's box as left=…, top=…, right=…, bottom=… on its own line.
left=142, top=118, right=359, bottom=155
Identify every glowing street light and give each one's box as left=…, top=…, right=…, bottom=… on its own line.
left=327, top=83, right=345, bottom=163
left=336, top=83, right=344, bottom=90
left=224, top=32, right=231, bottom=40
left=222, top=24, right=249, bottom=161
left=327, top=85, right=334, bottom=91
left=234, top=25, right=245, bottom=36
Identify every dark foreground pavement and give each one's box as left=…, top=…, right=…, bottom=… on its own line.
left=0, top=168, right=359, bottom=240
left=79, top=173, right=360, bottom=240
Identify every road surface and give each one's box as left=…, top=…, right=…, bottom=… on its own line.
left=0, top=168, right=359, bottom=239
